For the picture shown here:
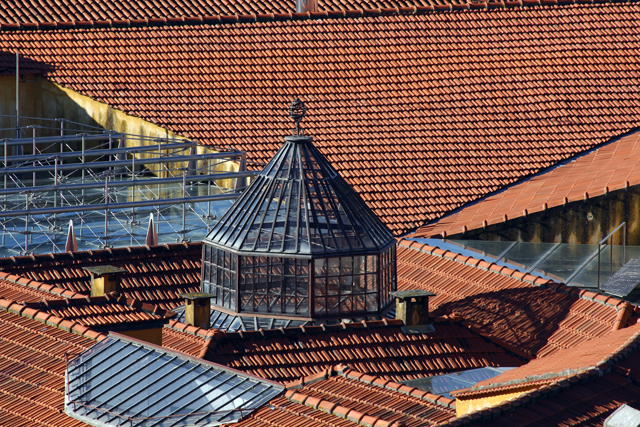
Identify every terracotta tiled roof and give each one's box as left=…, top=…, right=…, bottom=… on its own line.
left=441, top=321, right=640, bottom=426
left=235, top=364, right=456, bottom=427
left=0, top=0, right=622, bottom=27
left=164, top=318, right=525, bottom=383
left=0, top=300, right=103, bottom=427
left=0, top=272, right=80, bottom=302
left=397, top=239, right=633, bottom=358
left=0, top=243, right=201, bottom=310
left=4, top=4, right=640, bottom=234
left=454, top=321, right=640, bottom=398
left=415, top=129, right=640, bottom=239
left=21, top=292, right=176, bottom=330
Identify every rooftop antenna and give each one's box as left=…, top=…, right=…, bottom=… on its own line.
left=146, top=213, right=159, bottom=246
left=65, top=220, right=78, bottom=252
left=289, top=98, right=307, bottom=136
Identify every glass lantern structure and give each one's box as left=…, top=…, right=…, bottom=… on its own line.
left=202, top=102, right=396, bottom=319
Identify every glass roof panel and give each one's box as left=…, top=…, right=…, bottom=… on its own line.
left=205, top=136, right=394, bottom=255
left=401, top=367, right=515, bottom=398
left=65, top=335, right=284, bottom=427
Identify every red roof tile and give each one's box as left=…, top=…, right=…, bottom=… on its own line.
left=0, top=0, right=618, bottom=26
left=235, top=364, right=456, bottom=427
left=4, top=4, right=640, bottom=234
left=397, top=239, right=628, bottom=358
left=0, top=243, right=201, bottom=310
left=0, top=304, right=98, bottom=427
left=443, top=371, right=640, bottom=427
left=454, top=321, right=640, bottom=398
left=22, top=292, right=176, bottom=330
left=169, top=318, right=526, bottom=383
left=415, top=129, right=640, bottom=239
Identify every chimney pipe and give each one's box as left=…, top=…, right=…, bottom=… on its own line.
left=83, top=265, right=126, bottom=297
left=390, top=290, right=436, bottom=333
left=296, top=0, right=317, bottom=13
left=180, top=292, right=215, bottom=329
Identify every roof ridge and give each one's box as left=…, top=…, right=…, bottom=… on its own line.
left=222, top=319, right=403, bottom=341
left=0, top=271, right=84, bottom=299
left=0, top=242, right=200, bottom=267
left=21, top=292, right=177, bottom=319
left=0, top=298, right=107, bottom=342
left=286, top=364, right=456, bottom=409
left=438, top=369, right=603, bottom=427
left=0, top=0, right=633, bottom=32
left=397, top=238, right=630, bottom=311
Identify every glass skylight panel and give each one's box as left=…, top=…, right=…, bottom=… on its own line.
left=402, top=367, right=515, bottom=398
left=66, top=335, right=283, bottom=427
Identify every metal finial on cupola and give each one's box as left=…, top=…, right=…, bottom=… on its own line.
left=289, top=98, right=307, bottom=136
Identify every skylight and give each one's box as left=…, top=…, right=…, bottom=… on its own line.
left=402, top=367, right=515, bottom=398
left=65, top=334, right=283, bottom=427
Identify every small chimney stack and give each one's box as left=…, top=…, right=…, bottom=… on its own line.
left=390, top=290, right=436, bottom=333
left=296, top=0, right=317, bottom=13
left=181, top=292, right=215, bottom=329
left=83, top=266, right=126, bottom=297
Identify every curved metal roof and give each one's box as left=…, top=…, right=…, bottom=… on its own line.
left=204, top=135, right=394, bottom=255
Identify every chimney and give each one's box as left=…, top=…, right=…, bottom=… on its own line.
left=296, top=0, right=317, bottom=13
left=390, top=290, right=436, bottom=333
left=180, top=292, right=215, bottom=329
left=83, top=266, right=127, bottom=297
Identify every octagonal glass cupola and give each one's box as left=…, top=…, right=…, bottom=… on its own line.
left=202, top=99, right=396, bottom=319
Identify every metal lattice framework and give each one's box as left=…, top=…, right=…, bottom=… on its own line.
left=0, top=117, right=256, bottom=255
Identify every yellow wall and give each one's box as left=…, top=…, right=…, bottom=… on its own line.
left=0, top=75, right=241, bottom=188
left=455, top=385, right=540, bottom=417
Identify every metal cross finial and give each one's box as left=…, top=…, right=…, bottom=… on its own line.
left=289, top=98, right=307, bottom=136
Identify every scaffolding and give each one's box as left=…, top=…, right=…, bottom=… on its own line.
left=0, top=119, right=256, bottom=255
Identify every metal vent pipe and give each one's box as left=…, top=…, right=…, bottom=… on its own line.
left=296, top=0, right=317, bottom=13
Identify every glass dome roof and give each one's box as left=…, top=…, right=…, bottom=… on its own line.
left=204, top=135, right=395, bottom=255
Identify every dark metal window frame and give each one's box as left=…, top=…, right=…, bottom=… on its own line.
left=203, top=241, right=396, bottom=319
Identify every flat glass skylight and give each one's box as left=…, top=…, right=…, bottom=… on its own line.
left=402, top=367, right=515, bottom=398
left=65, top=334, right=283, bottom=427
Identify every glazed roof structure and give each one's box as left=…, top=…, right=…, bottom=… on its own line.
left=396, top=239, right=638, bottom=358
left=162, top=317, right=525, bottom=383
left=416, top=128, right=640, bottom=239
left=0, top=243, right=201, bottom=310
left=65, top=333, right=284, bottom=427
left=3, top=2, right=640, bottom=234
left=205, top=135, right=394, bottom=255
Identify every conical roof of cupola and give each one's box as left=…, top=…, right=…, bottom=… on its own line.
left=204, top=134, right=395, bottom=255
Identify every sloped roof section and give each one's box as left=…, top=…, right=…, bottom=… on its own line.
left=235, top=364, right=456, bottom=427
left=0, top=243, right=201, bottom=310
left=205, top=135, right=394, bottom=255
left=193, top=318, right=525, bottom=383
left=4, top=4, right=640, bottom=234
left=0, top=302, right=98, bottom=427
left=22, top=293, right=176, bottom=331
left=397, top=239, right=634, bottom=358
left=455, top=321, right=640, bottom=398
left=416, top=129, right=640, bottom=239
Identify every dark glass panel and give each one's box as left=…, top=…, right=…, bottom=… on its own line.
left=297, top=297, right=309, bottom=316
left=339, top=296, right=352, bottom=313
left=328, top=277, right=339, bottom=295
left=366, top=294, right=378, bottom=312
left=327, top=297, right=339, bottom=314
left=315, top=278, right=326, bottom=296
